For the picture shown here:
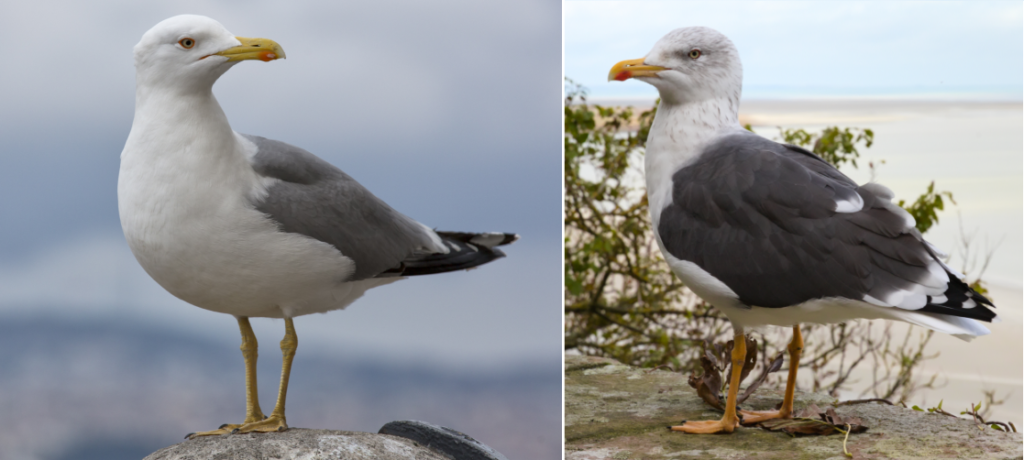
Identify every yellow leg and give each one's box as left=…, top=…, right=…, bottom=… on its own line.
left=234, top=317, right=295, bottom=434
left=187, top=317, right=267, bottom=438
left=670, top=331, right=746, bottom=434
left=740, top=325, right=803, bottom=424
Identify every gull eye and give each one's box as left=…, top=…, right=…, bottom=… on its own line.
left=688, top=49, right=702, bottom=59
left=179, top=38, right=196, bottom=49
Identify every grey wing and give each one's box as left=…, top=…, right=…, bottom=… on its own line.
left=244, top=134, right=443, bottom=281
left=658, top=132, right=994, bottom=321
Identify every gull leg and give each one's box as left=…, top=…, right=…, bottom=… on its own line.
left=187, top=317, right=266, bottom=438
left=670, top=331, right=746, bottom=434
left=235, top=318, right=296, bottom=434
left=740, top=324, right=803, bottom=424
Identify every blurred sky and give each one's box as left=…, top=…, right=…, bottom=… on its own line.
left=566, top=1, right=1023, bottom=100
left=0, top=0, right=561, bottom=370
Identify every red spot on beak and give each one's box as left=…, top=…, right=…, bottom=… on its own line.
left=259, top=51, right=276, bottom=62
left=614, top=70, right=632, bottom=81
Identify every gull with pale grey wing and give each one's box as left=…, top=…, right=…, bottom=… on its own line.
left=608, top=26, right=996, bottom=434
left=118, top=15, right=516, bottom=438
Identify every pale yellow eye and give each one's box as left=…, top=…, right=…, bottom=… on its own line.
left=688, top=49, right=702, bottom=59
left=179, top=38, right=196, bottom=49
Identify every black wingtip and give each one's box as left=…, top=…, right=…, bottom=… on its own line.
left=498, top=233, right=520, bottom=245
left=919, top=272, right=998, bottom=322
left=387, top=232, right=513, bottom=277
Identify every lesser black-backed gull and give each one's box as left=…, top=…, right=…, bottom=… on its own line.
left=608, top=26, right=996, bottom=434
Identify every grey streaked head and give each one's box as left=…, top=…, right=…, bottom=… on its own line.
left=611, top=27, right=743, bottom=105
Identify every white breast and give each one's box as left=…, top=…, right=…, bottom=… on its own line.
left=644, top=100, right=746, bottom=231
left=118, top=120, right=367, bottom=318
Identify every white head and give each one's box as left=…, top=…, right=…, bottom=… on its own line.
left=133, top=15, right=285, bottom=95
left=609, top=27, right=742, bottom=106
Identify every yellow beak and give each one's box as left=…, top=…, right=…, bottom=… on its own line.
left=213, top=37, right=286, bottom=62
left=608, top=58, right=666, bottom=81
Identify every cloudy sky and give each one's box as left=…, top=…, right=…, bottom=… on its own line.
left=566, top=1, right=1023, bottom=99
left=0, top=0, right=561, bottom=369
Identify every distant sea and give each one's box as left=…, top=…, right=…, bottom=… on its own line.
left=583, top=84, right=1023, bottom=103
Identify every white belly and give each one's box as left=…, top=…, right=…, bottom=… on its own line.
left=118, top=133, right=384, bottom=318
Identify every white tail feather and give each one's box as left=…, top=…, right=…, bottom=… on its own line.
left=885, top=309, right=991, bottom=342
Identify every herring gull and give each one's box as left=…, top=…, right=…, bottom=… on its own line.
left=118, top=15, right=517, bottom=437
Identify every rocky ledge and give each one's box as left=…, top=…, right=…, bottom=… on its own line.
left=145, top=420, right=508, bottom=460
left=565, top=354, right=1022, bottom=460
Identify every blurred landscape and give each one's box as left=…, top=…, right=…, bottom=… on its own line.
left=0, top=316, right=560, bottom=460
left=0, top=1, right=561, bottom=459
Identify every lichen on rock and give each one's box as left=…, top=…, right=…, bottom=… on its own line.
left=565, top=354, right=1022, bottom=460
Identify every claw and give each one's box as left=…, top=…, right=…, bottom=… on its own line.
left=231, top=428, right=240, bottom=434
left=218, top=423, right=230, bottom=429
left=185, top=432, right=195, bottom=439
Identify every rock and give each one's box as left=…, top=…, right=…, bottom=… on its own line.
left=145, top=428, right=451, bottom=460
left=565, top=354, right=1023, bottom=460
left=380, top=420, right=509, bottom=460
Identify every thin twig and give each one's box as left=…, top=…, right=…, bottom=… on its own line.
left=837, top=398, right=893, bottom=406
left=842, top=424, right=853, bottom=458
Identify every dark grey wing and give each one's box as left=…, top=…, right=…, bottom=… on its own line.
left=658, top=132, right=995, bottom=321
left=245, top=135, right=443, bottom=280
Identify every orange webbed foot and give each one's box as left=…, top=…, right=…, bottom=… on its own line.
left=739, top=409, right=791, bottom=425
left=668, top=418, right=740, bottom=434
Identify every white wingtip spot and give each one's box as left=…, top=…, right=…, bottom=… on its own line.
left=469, top=232, right=512, bottom=248
left=834, top=192, right=864, bottom=213
left=962, top=298, right=977, bottom=309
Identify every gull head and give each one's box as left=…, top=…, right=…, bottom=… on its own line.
left=609, top=27, right=742, bottom=106
left=133, top=15, right=285, bottom=94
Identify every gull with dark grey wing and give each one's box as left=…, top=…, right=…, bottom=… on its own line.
left=609, top=26, right=996, bottom=435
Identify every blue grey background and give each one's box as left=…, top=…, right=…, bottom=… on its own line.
left=0, top=1, right=561, bottom=459
left=566, top=1, right=1022, bottom=100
